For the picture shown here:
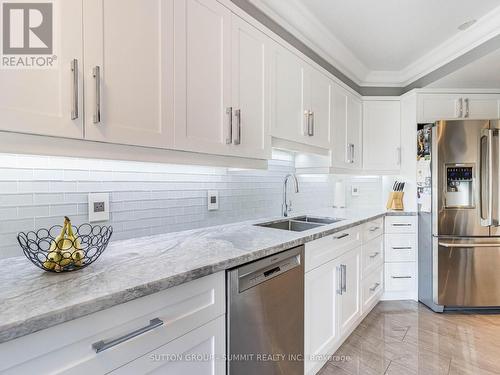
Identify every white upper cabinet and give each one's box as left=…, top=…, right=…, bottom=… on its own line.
left=84, top=0, right=174, bottom=148
left=417, top=93, right=500, bottom=123
left=363, top=99, right=401, bottom=172
left=174, top=0, right=232, bottom=155
left=331, top=85, right=363, bottom=171
left=174, top=0, right=269, bottom=159
left=270, top=42, right=331, bottom=149
left=304, top=67, right=332, bottom=149
left=270, top=43, right=304, bottom=143
left=0, top=0, right=84, bottom=138
left=230, top=16, right=271, bottom=159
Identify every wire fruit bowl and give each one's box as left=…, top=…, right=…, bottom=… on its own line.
left=18, top=222, right=113, bottom=273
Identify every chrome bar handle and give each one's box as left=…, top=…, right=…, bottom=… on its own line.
left=391, top=276, right=412, bottom=279
left=71, top=59, right=78, bottom=120
left=226, top=107, right=233, bottom=144
left=464, top=98, right=470, bottom=118
left=346, top=144, right=351, bottom=163
left=458, top=98, right=463, bottom=118
left=341, top=264, right=347, bottom=293
left=369, top=252, right=380, bottom=258
left=351, top=144, right=355, bottom=163
left=308, top=111, right=314, bottom=136
left=92, top=66, right=101, bottom=124
left=92, top=318, right=163, bottom=353
left=369, top=226, right=380, bottom=232
left=369, top=282, right=380, bottom=292
left=333, top=233, right=349, bottom=240
left=337, top=265, right=343, bottom=295
left=233, top=109, right=241, bottom=145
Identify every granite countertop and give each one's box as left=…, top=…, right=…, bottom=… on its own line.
left=0, top=208, right=416, bottom=344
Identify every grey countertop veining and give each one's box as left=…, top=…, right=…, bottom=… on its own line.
left=0, top=208, right=415, bottom=344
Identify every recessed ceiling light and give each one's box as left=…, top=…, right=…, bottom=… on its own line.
left=458, top=19, right=477, bottom=31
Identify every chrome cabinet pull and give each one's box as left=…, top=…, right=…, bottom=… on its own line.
left=369, top=226, right=380, bottom=232
left=392, top=246, right=412, bottom=250
left=458, top=98, right=463, bottom=118
left=92, top=66, right=101, bottom=124
left=369, top=282, right=380, bottom=292
left=346, top=143, right=355, bottom=164
left=369, top=252, right=380, bottom=258
left=226, top=107, right=233, bottom=144
left=391, top=276, right=412, bottom=279
left=346, top=144, right=351, bottom=163
left=350, top=144, right=355, bottom=163
left=464, top=98, right=470, bottom=118
left=333, top=233, right=349, bottom=240
left=92, top=318, right=163, bottom=353
left=392, top=223, right=411, bottom=227
left=308, top=111, right=314, bottom=136
left=337, top=265, right=343, bottom=295
left=341, top=264, right=347, bottom=293
left=233, top=109, right=241, bottom=145
left=71, top=59, right=79, bottom=120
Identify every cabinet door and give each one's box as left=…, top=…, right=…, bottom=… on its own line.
left=331, top=85, right=348, bottom=168
left=173, top=0, right=232, bottom=155
left=363, top=100, right=401, bottom=171
left=305, top=66, right=331, bottom=149
left=305, top=261, right=339, bottom=374
left=465, top=94, right=500, bottom=119
left=417, top=94, right=461, bottom=122
left=110, top=315, right=225, bottom=375
left=346, top=94, right=363, bottom=169
left=270, top=43, right=304, bottom=143
left=337, top=247, right=361, bottom=336
left=84, top=0, right=173, bottom=148
left=0, top=0, right=83, bottom=138
left=230, top=16, right=270, bottom=159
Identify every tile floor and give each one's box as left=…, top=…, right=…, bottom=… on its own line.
left=318, top=300, right=500, bottom=375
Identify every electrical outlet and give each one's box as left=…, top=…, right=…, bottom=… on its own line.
left=351, top=186, right=360, bottom=196
left=207, top=190, right=219, bottom=211
left=88, top=193, right=110, bottom=222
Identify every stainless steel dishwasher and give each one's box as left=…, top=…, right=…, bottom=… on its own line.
left=227, top=245, right=304, bottom=375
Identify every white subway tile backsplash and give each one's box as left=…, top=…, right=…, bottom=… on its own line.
left=0, top=153, right=383, bottom=259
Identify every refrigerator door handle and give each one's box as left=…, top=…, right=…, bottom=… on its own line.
left=439, top=242, right=500, bottom=248
left=480, top=129, right=493, bottom=226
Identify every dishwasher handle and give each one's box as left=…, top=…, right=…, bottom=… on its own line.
left=236, top=247, right=302, bottom=293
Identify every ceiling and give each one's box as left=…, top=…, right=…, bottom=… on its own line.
left=429, top=48, right=500, bottom=88
left=249, top=0, right=500, bottom=87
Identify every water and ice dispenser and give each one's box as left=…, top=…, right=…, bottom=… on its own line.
left=444, top=165, right=474, bottom=208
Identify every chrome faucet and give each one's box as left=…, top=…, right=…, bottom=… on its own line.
left=282, top=174, right=299, bottom=217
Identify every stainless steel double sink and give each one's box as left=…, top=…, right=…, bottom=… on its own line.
left=255, top=215, right=344, bottom=232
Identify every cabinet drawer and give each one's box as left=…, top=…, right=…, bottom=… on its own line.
left=110, top=315, right=226, bottom=375
left=363, top=218, right=384, bottom=242
left=385, top=234, right=416, bottom=262
left=362, top=235, right=384, bottom=277
left=385, top=216, right=416, bottom=234
left=384, top=263, right=416, bottom=292
left=362, top=266, right=383, bottom=311
left=0, top=272, right=225, bottom=375
left=305, top=227, right=362, bottom=272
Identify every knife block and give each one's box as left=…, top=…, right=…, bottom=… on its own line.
left=386, top=192, right=404, bottom=211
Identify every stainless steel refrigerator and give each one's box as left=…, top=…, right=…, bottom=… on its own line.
left=419, top=119, right=500, bottom=312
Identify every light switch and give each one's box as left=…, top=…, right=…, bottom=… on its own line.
left=207, top=190, right=219, bottom=211
left=88, top=193, right=110, bottom=222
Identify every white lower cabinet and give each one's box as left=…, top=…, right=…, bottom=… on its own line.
left=337, top=247, right=362, bottom=336
left=0, top=272, right=225, bottom=375
left=305, top=260, right=339, bottom=375
left=305, top=219, right=383, bottom=375
left=110, top=315, right=225, bottom=375
left=383, top=215, right=418, bottom=300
